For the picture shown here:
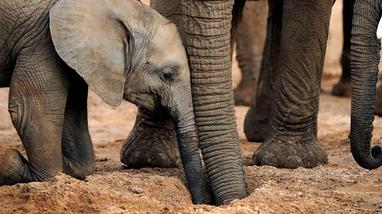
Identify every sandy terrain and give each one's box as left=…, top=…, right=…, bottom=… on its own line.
left=1, top=0, right=382, bottom=213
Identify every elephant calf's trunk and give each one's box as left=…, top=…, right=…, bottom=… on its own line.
left=172, top=98, right=207, bottom=204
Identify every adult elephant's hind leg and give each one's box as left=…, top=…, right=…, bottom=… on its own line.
left=244, top=0, right=282, bottom=142
left=120, top=109, right=179, bottom=168
left=0, top=50, right=69, bottom=184
left=233, top=0, right=267, bottom=106
left=61, top=74, right=95, bottom=179
left=252, top=0, right=332, bottom=168
left=331, top=0, right=354, bottom=97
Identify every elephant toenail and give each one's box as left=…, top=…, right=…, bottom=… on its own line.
left=284, top=156, right=302, bottom=169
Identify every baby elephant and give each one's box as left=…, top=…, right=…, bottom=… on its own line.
left=0, top=0, right=206, bottom=203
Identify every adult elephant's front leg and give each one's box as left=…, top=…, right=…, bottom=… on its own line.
left=252, top=0, right=332, bottom=168
left=0, top=50, right=69, bottom=184
left=182, top=0, right=248, bottom=205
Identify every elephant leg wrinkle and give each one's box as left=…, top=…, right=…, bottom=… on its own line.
left=244, top=0, right=282, bottom=142
left=233, top=0, right=268, bottom=107
left=1, top=46, right=70, bottom=184
left=120, top=108, right=180, bottom=168
left=62, top=75, right=95, bottom=180
left=252, top=0, right=333, bottom=168
left=0, top=149, right=31, bottom=184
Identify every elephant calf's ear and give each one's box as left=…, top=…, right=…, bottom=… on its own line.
left=49, top=0, right=129, bottom=106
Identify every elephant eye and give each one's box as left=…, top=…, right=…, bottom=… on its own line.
left=160, top=67, right=176, bottom=82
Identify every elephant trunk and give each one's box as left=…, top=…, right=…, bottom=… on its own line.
left=350, top=0, right=382, bottom=170
left=170, top=87, right=207, bottom=204
left=182, top=0, right=248, bottom=205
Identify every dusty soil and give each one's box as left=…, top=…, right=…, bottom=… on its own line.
left=1, top=0, right=382, bottom=213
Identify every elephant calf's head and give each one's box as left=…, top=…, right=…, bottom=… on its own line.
left=123, top=20, right=191, bottom=117
left=50, top=0, right=206, bottom=204
left=50, top=0, right=190, bottom=113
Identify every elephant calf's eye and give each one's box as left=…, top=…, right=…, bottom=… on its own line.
left=160, top=67, right=175, bottom=82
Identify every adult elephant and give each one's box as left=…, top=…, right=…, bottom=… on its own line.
left=349, top=0, right=382, bottom=169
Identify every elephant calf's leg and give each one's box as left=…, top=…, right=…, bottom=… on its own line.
left=0, top=51, right=69, bottom=184
left=62, top=75, right=95, bottom=179
left=120, top=108, right=179, bottom=168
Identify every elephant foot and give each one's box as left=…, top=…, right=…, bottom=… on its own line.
left=331, top=80, right=351, bottom=97
left=252, top=135, right=328, bottom=168
left=120, top=111, right=179, bottom=168
left=0, top=149, right=27, bottom=185
left=234, top=83, right=256, bottom=106
left=244, top=101, right=272, bottom=142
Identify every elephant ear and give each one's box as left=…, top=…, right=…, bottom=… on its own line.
left=50, top=0, right=136, bottom=106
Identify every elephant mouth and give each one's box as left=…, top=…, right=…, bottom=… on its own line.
left=124, top=92, right=161, bottom=113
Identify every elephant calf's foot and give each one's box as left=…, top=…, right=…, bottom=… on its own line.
left=252, top=136, right=328, bottom=168
left=121, top=112, right=179, bottom=168
left=331, top=80, right=351, bottom=97
left=0, top=149, right=28, bottom=185
left=234, top=83, right=256, bottom=106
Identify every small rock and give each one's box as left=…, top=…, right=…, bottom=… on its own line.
left=129, top=186, right=144, bottom=194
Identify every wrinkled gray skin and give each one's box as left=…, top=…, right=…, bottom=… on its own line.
left=246, top=0, right=332, bottom=168
left=242, top=0, right=356, bottom=142
left=132, top=0, right=333, bottom=173
left=122, top=0, right=249, bottom=205
left=325, top=0, right=382, bottom=117
left=0, top=0, right=208, bottom=204
left=233, top=0, right=353, bottom=107
left=233, top=0, right=268, bottom=107
left=121, top=0, right=337, bottom=204
left=349, top=0, right=382, bottom=169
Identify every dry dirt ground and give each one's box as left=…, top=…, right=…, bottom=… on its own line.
left=1, top=1, right=382, bottom=213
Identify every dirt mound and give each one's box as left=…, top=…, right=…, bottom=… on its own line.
left=1, top=89, right=382, bottom=213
